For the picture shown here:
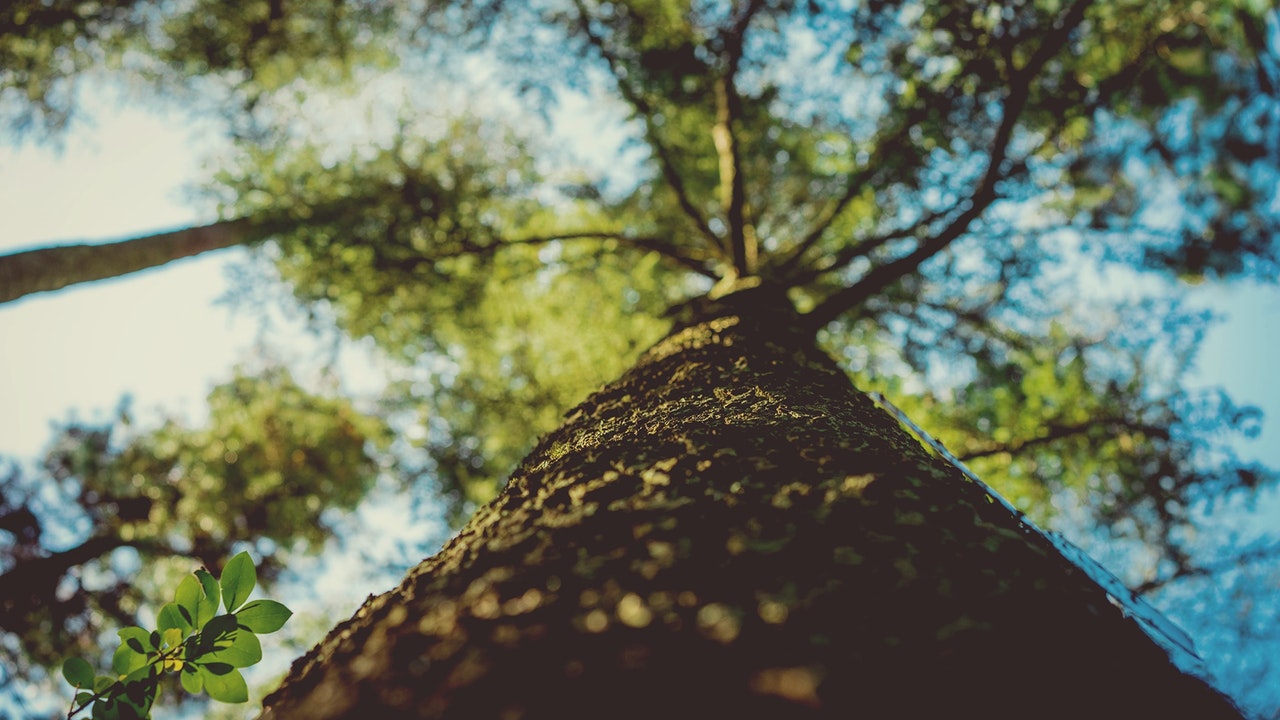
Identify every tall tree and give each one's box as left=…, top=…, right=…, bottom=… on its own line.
left=1, top=0, right=1277, bottom=715
left=258, top=281, right=1245, bottom=718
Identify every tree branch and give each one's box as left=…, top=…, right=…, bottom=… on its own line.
left=713, top=0, right=765, bottom=276
left=0, top=218, right=255, bottom=305
left=569, top=0, right=725, bottom=257
left=774, top=114, right=919, bottom=279
left=957, top=419, right=1170, bottom=462
left=0, top=534, right=170, bottom=624
left=490, top=230, right=720, bottom=279
left=801, top=0, right=1094, bottom=332
left=1134, top=541, right=1280, bottom=596
left=789, top=205, right=949, bottom=286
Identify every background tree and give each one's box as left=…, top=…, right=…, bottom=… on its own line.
left=0, top=367, right=388, bottom=700
left=0, top=0, right=1277, bottom=715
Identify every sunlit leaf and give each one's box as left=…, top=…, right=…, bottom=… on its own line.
left=177, top=572, right=218, bottom=630
left=158, top=602, right=193, bottom=636
left=235, top=599, right=293, bottom=633
left=180, top=664, right=203, bottom=694
left=162, top=627, right=184, bottom=650
left=220, top=551, right=256, bottom=613
left=117, top=626, right=154, bottom=654
left=111, top=643, right=148, bottom=677
left=205, top=627, right=263, bottom=668
left=199, top=664, right=249, bottom=703
left=196, top=569, right=221, bottom=624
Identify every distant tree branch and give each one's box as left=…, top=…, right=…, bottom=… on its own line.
left=801, top=0, right=1094, bottom=331
left=1134, top=541, right=1280, bottom=596
left=789, top=205, right=949, bottom=286
left=491, top=230, right=720, bottom=279
left=0, top=534, right=169, bottom=624
left=773, top=115, right=919, bottom=279
left=569, top=0, right=726, bottom=258
left=873, top=287, right=1040, bottom=356
left=0, top=218, right=256, bottom=305
left=804, top=15, right=1174, bottom=293
left=957, top=418, right=1170, bottom=462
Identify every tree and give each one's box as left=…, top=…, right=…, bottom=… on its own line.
left=0, top=367, right=388, bottom=680
left=258, top=281, right=1245, bottom=718
left=1, top=0, right=1277, bottom=715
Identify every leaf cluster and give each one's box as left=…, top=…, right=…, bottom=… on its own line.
left=60, top=551, right=292, bottom=719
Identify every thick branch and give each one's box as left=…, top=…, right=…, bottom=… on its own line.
left=712, top=0, right=764, bottom=276
left=0, top=218, right=255, bottom=305
left=802, top=0, right=1094, bottom=331
left=713, top=75, right=751, bottom=276
left=0, top=534, right=160, bottom=622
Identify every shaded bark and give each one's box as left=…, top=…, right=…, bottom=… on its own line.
left=259, top=283, right=1242, bottom=719
left=0, top=218, right=253, bottom=305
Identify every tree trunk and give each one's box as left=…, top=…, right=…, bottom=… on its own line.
left=259, top=283, right=1243, bottom=719
left=0, top=219, right=252, bottom=305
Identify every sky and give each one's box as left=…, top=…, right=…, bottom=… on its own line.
left=2, top=88, right=1279, bottom=715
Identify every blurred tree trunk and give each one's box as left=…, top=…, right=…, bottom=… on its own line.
left=259, top=283, right=1243, bottom=720
left=0, top=218, right=252, bottom=304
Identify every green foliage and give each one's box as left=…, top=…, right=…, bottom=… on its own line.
left=0, top=0, right=399, bottom=141
left=0, top=365, right=385, bottom=673
left=59, top=551, right=291, bottom=719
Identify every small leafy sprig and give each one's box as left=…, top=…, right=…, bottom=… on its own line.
left=61, top=551, right=292, bottom=719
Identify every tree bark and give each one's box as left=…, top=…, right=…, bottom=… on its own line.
left=0, top=218, right=253, bottom=305
left=259, top=283, right=1243, bottom=719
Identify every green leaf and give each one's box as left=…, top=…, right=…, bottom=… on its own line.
left=176, top=572, right=218, bottom=630
left=235, top=599, right=293, bottom=633
left=199, top=664, right=249, bottom=703
left=205, top=627, right=263, bottom=668
left=197, top=569, right=221, bottom=624
left=112, top=643, right=148, bottom=677
left=123, top=663, right=154, bottom=684
left=220, top=551, right=256, bottom=613
left=204, top=612, right=240, bottom=638
left=162, top=627, right=184, bottom=650
left=180, top=664, right=203, bottom=695
left=196, top=613, right=241, bottom=656
left=117, top=626, right=154, bottom=654
left=175, top=576, right=200, bottom=626
left=63, top=657, right=95, bottom=688
left=158, top=602, right=192, bottom=636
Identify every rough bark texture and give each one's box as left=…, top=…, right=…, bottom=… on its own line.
left=0, top=219, right=251, bottom=305
left=260, top=284, right=1242, bottom=719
